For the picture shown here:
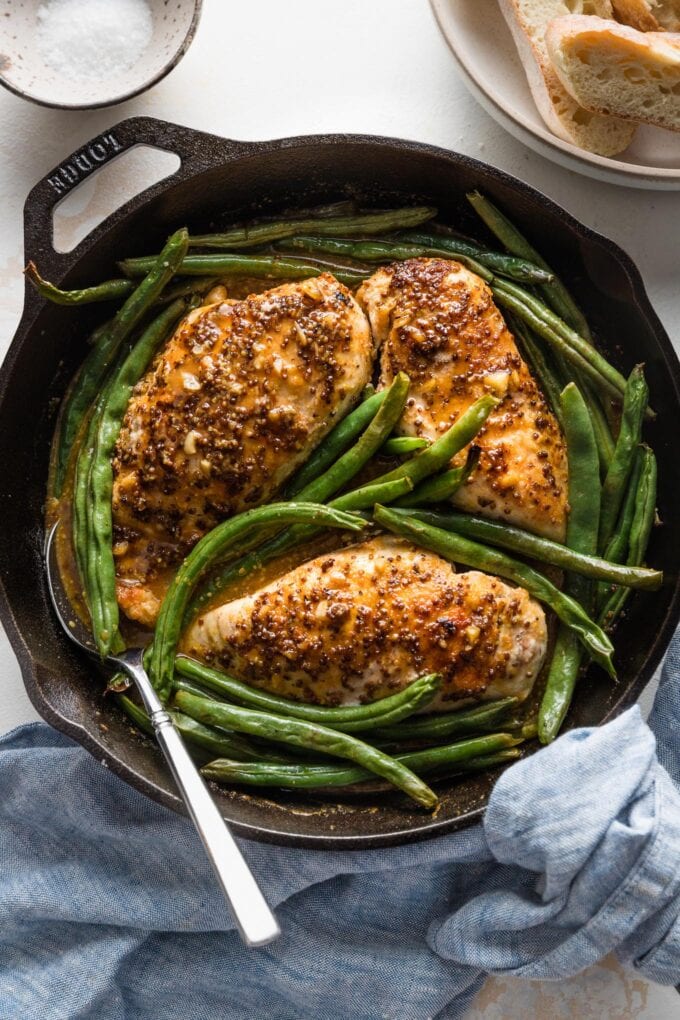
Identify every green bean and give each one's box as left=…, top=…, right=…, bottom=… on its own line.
left=175, top=689, right=438, bottom=808
left=186, top=207, right=437, bottom=249
left=187, top=475, right=413, bottom=621
left=509, top=313, right=614, bottom=473
left=599, top=446, right=657, bottom=628
left=83, top=300, right=186, bottom=656
left=232, top=403, right=491, bottom=602
left=598, top=365, right=648, bottom=553
left=550, top=347, right=615, bottom=474
left=427, top=748, right=522, bottom=777
left=406, top=511, right=661, bottom=591
left=393, top=446, right=480, bottom=508
left=53, top=228, right=189, bottom=496
left=293, top=373, right=410, bottom=504
left=187, top=379, right=411, bottom=617
left=201, top=730, right=521, bottom=792
left=357, top=394, right=498, bottom=493
left=176, top=682, right=334, bottom=764
left=156, top=276, right=221, bottom=304
left=25, top=262, right=134, bottom=306
left=173, top=713, right=293, bottom=762
left=72, top=384, right=108, bottom=594
left=579, top=377, right=616, bottom=474
left=276, top=236, right=493, bottom=282
left=624, top=447, right=657, bottom=566
left=175, top=657, right=440, bottom=732
left=380, top=436, right=429, bottom=456
left=370, top=696, right=518, bottom=742
left=192, top=394, right=495, bottom=613
left=119, top=253, right=371, bottom=288
left=285, top=390, right=386, bottom=496
left=215, top=373, right=406, bottom=574
left=600, top=450, right=643, bottom=571
left=558, top=383, right=602, bottom=587
left=518, top=718, right=539, bottom=741
left=546, top=348, right=615, bottom=475
left=508, top=313, right=565, bottom=427
left=116, top=693, right=290, bottom=762
left=466, top=190, right=591, bottom=337
left=117, top=692, right=155, bottom=735
left=373, top=505, right=616, bottom=677
left=396, top=230, right=553, bottom=283
left=150, top=502, right=365, bottom=700
left=327, top=477, right=413, bottom=512
left=538, top=383, right=601, bottom=744
left=538, top=634, right=583, bottom=744
left=179, top=676, right=321, bottom=763
left=71, top=336, right=135, bottom=592
left=85, top=319, right=112, bottom=347
left=203, top=748, right=522, bottom=790
left=491, top=278, right=628, bottom=404
left=193, top=377, right=481, bottom=618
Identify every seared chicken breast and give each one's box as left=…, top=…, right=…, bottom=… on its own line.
left=183, top=536, right=547, bottom=709
left=113, top=274, right=373, bottom=626
left=357, top=258, right=568, bottom=541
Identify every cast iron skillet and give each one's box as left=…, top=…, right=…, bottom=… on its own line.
left=1, top=116, right=679, bottom=848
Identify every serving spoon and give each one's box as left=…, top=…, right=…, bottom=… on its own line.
left=44, top=521, right=280, bottom=948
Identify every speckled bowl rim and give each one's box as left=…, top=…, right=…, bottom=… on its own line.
left=0, top=0, right=203, bottom=110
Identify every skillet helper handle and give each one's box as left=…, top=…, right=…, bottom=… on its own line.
left=23, top=115, right=248, bottom=282
left=120, top=652, right=280, bottom=948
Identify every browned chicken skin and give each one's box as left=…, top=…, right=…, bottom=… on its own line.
left=183, top=536, right=548, bottom=709
left=112, top=274, right=373, bottom=626
left=357, top=258, right=568, bottom=541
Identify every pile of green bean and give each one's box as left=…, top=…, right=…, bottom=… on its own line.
left=39, top=196, right=660, bottom=809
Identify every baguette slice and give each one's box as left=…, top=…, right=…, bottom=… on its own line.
left=498, top=0, right=638, bottom=155
left=654, top=0, right=680, bottom=31
left=546, top=15, right=680, bottom=131
left=611, top=0, right=661, bottom=31
left=615, top=0, right=680, bottom=31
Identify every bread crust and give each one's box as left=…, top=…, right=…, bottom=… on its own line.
left=498, top=0, right=638, bottom=154
left=546, top=14, right=680, bottom=131
left=611, top=0, right=660, bottom=31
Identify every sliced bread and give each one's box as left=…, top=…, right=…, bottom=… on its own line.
left=498, top=0, right=638, bottom=155
left=654, top=0, right=680, bottom=31
left=611, top=0, right=661, bottom=30
left=611, top=0, right=680, bottom=32
left=546, top=15, right=680, bottom=131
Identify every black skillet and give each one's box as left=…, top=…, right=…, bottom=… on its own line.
left=1, top=116, right=679, bottom=848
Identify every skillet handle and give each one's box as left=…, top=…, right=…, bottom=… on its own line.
left=22, top=116, right=249, bottom=285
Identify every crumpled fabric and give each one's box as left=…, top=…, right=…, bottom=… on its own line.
left=1, top=634, right=679, bottom=1019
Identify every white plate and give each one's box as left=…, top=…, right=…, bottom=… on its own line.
left=430, top=0, right=680, bottom=190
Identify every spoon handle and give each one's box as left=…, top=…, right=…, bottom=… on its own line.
left=119, top=651, right=280, bottom=948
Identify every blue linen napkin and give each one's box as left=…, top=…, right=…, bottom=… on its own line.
left=1, top=637, right=680, bottom=1019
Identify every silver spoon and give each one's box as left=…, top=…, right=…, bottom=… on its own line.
left=44, top=521, right=280, bottom=948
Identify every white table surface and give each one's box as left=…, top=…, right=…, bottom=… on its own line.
left=0, top=1, right=678, bottom=1015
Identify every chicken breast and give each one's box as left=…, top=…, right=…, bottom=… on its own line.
left=183, top=536, right=547, bottom=709
left=357, top=258, right=568, bottom=541
left=113, top=274, right=373, bottom=626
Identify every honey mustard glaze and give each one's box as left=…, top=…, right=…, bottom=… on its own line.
left=47, top=259, right=558, bottom=714
left=46, top=271, right=371, bottom=646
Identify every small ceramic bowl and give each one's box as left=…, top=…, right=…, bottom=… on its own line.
left=0, top=0, right=202, bottom=109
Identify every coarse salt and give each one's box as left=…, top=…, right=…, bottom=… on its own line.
left=36, top=0, right=153, bottom=82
